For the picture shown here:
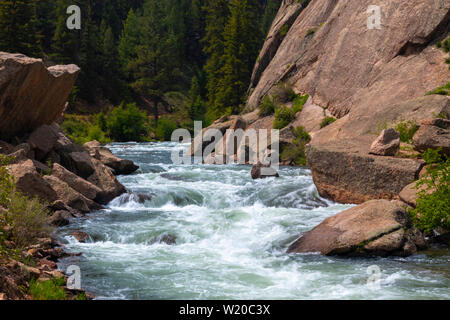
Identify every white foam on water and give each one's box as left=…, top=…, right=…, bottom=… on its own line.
left=57, top=142, right=450, bottom=300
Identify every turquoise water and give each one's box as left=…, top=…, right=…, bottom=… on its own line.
left=57, top=142, right=450, bottom=300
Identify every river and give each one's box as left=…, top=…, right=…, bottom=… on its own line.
left=57, top=142, right=450, bottom=300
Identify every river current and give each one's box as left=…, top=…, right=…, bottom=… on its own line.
left=57, top=142, right=449, bottom=300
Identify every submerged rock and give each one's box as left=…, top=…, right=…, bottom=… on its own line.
left=70, top=231, right=90, bottom=243
left=288, top=200, right=427, bottom=257
left=251, top=162, right=280, bottom=179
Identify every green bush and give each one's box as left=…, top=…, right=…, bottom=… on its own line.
left=409, top=148, right=450, bottom=234
left=106, top=103, right=148, bottom=142
left=155, top=117, right=178, bottom=141
left=280, top=126, right=311, bottom=165
left=292, top=94, right=309, bottom=113
left=320, top=116, right=336, bottom=128
left=0, top=155, right=51, bottom=249
left=426, top=82, right=450, bottom=96
left=273, top=106, right=296, bottom=129
left=29, top=278, right=66, bottom=300
left=272, top=82, right=296, bottom=103
left=394, top=120, right=419, bottom=143
left=258, top=94, right=276, bottom=117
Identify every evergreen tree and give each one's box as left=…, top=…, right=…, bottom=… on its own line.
left=202, top=0, right=230, bottom=119
left=127, top=0, right=182, bottom=121
left=261, top=0, right=281, bottom=36
left=215, top=0, right=263, bottom=115
left=0, top=0, right=41, bottom=57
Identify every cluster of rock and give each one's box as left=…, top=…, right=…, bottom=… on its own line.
left=0, top=237, right=91, bottom=300
left=1, top=124, right=137, bottom=227
left=0, top=53, right=139, bottom=299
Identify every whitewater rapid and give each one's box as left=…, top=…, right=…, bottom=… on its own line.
left=57, top=142, right=450, bottom=300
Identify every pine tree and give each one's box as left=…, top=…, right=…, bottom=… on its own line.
left=215, top=0, right=263, bottom=115
left=127, top=0, right=182, bottom=121
left=202, top=0, right=230, bottom=119
left=118, top=9, right=141, bottom=79
left=261, top=0, right=281, bottom=36
left=0, top=0, right=41, bottom=57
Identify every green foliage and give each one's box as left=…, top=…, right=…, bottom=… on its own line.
left=29, top=278, right=66, bottom=300
left=0, top=155, right=51, bottom=250
left=258, top=95, right=276, bottom=117
left=0, top=0, right=41, bottom=57
left=274, top=106, right=295, bottom=129
left=320, top=116, right=337, bottom=128
left=409, top=149, right=450, bottom=234
left=426, top=82, right=450, bottom=96
left=272, top=82, right=297, bottom=104
left=292, top=94, right=309, bottom=113
left=280, top=126, right=311, bottom=165
left=106, top=103, right=148, bottom=142
left=279, top=24, right=289, bottom=37
left=394, top=120, right=419, bottom=143
left=155, top=117, right=178, bottom=141
left=436, top=38, right=450, bottom=53
left=213, top=0, right=263, bottom=115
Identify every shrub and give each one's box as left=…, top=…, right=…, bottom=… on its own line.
left=29, top=278, right=66, bottom=300
left=0, top=155, right=51, bottom=249
left=320, top=116, right=336, bottom=128
left=155, top=117, right=178, bottom=141
left=272, top=82, right=296, bottom=103
left=258, top=94, right=276, bottom=117
left=106, top=103, right=148, bottom=142
left=426, top=82, right=450, bottom=96
left=280, top=126, right=311, bottom=165
left=279, top=24, right=289, bottom=37
left=394, top=120, right=419, bottom=143
left=292, top=94, right=309, bottom=113
left=274, top=106, right=296, bottom=129
left=409, top=148, right=450, bottom=234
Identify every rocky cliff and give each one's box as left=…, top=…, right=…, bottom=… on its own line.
left=244, top=0, right=450, bottom=203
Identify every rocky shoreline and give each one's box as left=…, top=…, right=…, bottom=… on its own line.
left=0, top=52, right=139, bottom=300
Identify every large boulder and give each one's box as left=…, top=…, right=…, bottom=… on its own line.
left=6, top=160, right=57, bottom=203
left=42, top=175, right=102, bottom=213
left=87, top=158, right=127, bottom=204
left=306, top=137, right=425, bottom=204
left=288, top=200, right=426, bottom=257
left=369, top=129, right=400, bottom=156
left=0, top=52, right=79, bottom=141
left=83, top=141, right=138, bottom=175
left=27, top=124, right=61, bottom=161
left=51, top=163, right=102, bottom=201
left=413, top=118, right=450, bottom=155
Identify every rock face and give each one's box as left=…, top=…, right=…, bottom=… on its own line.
left=288, top=200, right=426, bottom=257
left=6, top=160, right=58, bottom=203
left=306, top=136, right=425, bottom=204
left=83, top=140, right=139, bottom=175
left=247, top=0, right=450, bottom=114
left=0, top=52, right=80, bottom=141
left=225, top=0, right=450, bottom=204
left=413, top=118, right=450, bottom=155
left=369, top=129, right=401, bottom=156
